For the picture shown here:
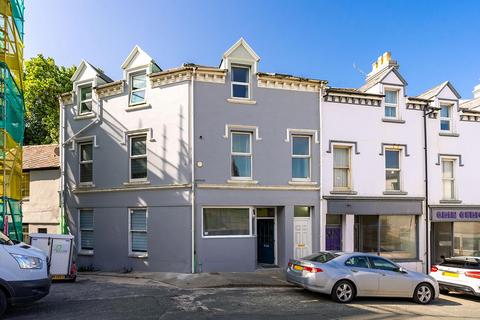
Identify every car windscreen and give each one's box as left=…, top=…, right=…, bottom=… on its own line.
left=303, top=252, right=339, bottom=263
left=440, top=259, right=480, bottom=270
left=0, top=231, right=13, bottom=245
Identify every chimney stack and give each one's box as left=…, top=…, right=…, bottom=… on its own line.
left=474, top=83, right=480, bottom=99
left=368, top=51, right=397, bottom=78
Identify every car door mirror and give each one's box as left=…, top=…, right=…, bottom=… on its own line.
left=397, top=267, right=407, bottom=274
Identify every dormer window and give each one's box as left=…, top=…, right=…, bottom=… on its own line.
left=440, top=104, right=452, bottom=131
left=79, top=85, right=93, bottom=115
left=231, top=66, right=250, bottom=99
left=129, top=71, right=147, bottom=105
left=384, top=90, right=398, bottom=118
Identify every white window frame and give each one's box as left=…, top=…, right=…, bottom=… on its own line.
left=384, top=89, right=399, bottom=119
left=230, top=131, right=253, bottom=180
left=78, top=209, right=94, bottom=255
left=440, top=104, right=452, bottom=132
left=385, top=148, right=401, bottom=191
left=128, top=208, right=148, bottom=257
left=291, top=135, right=311, bottom=181
left=129, top=134, right=148, bottom=182
left=202, top=206, right=254, bottom=238
left=441, top=158, right=456, bottom=200
left=230, top=65, right=250, bottom=100
left=129, top=70, right=147, bottom=106
left=79, top=142, right=93, bottom=185
left=78, top=84, right=93, bottom=115
left=333, top=145, right=352, bottom=190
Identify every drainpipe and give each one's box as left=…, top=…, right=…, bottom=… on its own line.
left=59, top=97, right=66, bottom=234
left=318, top=83, right=325, bottom=251
left=190, top=67, right=197, bottom=273
left=423, top=102, right=434, bottom=274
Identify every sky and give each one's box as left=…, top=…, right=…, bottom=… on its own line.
left=25, top=0, right=480, bottom=98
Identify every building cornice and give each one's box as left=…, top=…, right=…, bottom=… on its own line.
left=60, top=91, right=74, bottom=105
left=197, top=183, right=320, bottom=191
left=324, top=92, right=382, bottom=107
left=72, top=183, right=191, bottom=194
left=95, top=80, right=125, bottom=99
left=257, top=73, right=326, bottom=92
left=150, top=66, right=226, bottom=88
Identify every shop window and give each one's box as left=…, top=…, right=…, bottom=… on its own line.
left=355, top=215, right=417, bottom=260
left=203, top=208, right=252, bottom=237
left=326, top=215, right=342, bottom=251
left=453, top=222, right=480, bottom=257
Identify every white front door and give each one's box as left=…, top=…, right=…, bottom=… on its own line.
left=294, top=217, right=312, bottom=259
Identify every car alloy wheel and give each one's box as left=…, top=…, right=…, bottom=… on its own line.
left=0, top=289, right=7, bottom=317
left=414, top=283, right=433, bottom=304
left=333, top=281, right=354, bottom=303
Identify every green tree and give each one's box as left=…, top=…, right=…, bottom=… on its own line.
left=24, top=55, right=76, bottom=145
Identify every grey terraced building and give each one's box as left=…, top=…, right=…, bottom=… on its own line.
left=60, top=39, right=325, bottom=272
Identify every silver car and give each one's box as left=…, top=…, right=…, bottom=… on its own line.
left=286, top=252, right=439, bottom=304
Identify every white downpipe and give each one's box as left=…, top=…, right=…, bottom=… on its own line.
left=190, top=67, right=197, bottom=273
left=59, top=99, right=66, bottom=234
left=318, top=84, right=325, bottom=251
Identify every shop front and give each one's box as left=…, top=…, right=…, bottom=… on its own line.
left=324, top=197, right=425, bottom=271
left=431, top=207, right=480, bottom=263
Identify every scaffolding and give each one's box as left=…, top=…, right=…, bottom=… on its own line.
left=0, top=0, right=23, bottom=241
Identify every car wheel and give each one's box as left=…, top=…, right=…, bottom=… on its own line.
left=0, top=289, right=7, bottom=317
left=413, top=283, right=434, bottom=304
left=332, top=280, right=355, bottom=303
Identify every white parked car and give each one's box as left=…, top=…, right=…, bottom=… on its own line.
left=0, top=231, right=51, bottom=316
left=430, top=257, right=480, bottom=297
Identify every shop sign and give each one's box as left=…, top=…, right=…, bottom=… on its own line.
left=432, top=208, right=480, bottom=222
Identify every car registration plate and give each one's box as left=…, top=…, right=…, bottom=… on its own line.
left=293, top=265, right=303, bottom=271
left=442, top=271, right=458, bottom=277
left=52, top=275, right=66, bottom=280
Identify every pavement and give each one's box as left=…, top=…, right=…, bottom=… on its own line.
left=3, top=270, right=480, bottom=320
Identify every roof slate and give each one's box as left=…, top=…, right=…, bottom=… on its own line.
left=23, top=144, right=60, bottom=170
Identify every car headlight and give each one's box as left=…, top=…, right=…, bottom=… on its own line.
left=10, top=253, right=43, bottom=269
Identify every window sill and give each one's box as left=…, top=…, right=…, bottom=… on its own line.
left=78, top=250, right=94, bottom=256
left=77, top=183, right=95, bottom=189
left=330, top=190, right=358, bottom=195
left=383, top=191, right=408, bottom=195
left=439, top=132, right=460, bottom=137
left=226, top=98, right=257, bottom=105
left=22, top=197, right=30, bottom=202
left=227, top=179, right=258, bottom=185
left=439, top=199, right=462, bottom=204
left=289, top=180, right=317, bottom=186
left=202, top=235, right=255, bottom=239
left=124, top=180, right=151, bottom=187
left=128, top=253, right=148, bottom=259
left=74, top=113, right=96, bottom=120
left=382, top=118, right=405, bottom=124
left=126, top=103, right=151, bottom=112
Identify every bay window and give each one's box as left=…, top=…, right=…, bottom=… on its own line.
left=333, top=146, right=351, bottom=190
left=292, top=135, right=311, bottom=180
left=355, top=215, right=418, bottom=260
left=231, top=132, right=252, bottom=179
left=385, top=149, right=401, bottom=191
left=231, top=66, right=250, bottom=99
left=203, top=208, right=252, bottom=237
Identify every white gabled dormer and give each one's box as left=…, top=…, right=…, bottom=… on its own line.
left=418, top=81, right=461, bottom=137
left=221, top=38, right=260, bottom=103
left=71, top=60, right=113, bottom=117
left=121, top=45, right=161, bottom=108
left=360, top=52, right=408, bottom=122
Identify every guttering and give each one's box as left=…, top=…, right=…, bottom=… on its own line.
left=190, top=67, right=197, bottom=273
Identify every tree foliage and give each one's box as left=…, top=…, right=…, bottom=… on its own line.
left=24, top=55, right=76, bottom=145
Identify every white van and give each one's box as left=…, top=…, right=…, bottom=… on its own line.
left=0, top=231, right=51, bottom=316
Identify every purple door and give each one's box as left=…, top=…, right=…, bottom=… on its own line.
left=326, top=226, right=342, bottom=251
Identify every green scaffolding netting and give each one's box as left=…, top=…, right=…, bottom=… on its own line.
left=0, top=197, right=22, bottom=240
left=0, top=62, right=23, bottom=143
left=9, top=0, right=23, bottom=42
